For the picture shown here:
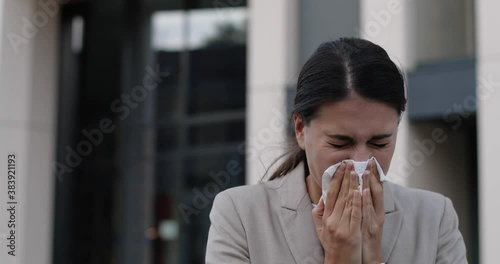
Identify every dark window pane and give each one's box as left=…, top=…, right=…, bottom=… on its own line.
left=188, top=119, right=245, bottom=146
left=153, top=158, right=182, bottom=264
left=155, top=51, right=182, bottom=120
left=153, top=152, right=244, bottom=263
left=186, top=8, right=247, bottom=114
left=191, top=0, right=247, bottom=9
left=188, top=46, right=246, bottom=114
left=155, top=159, right=178, bottom=193
left=145, top=0, right=184, bottom=11
left=157, top=124, right=178, bottom=152
left=183, top=152, right=245, bottom=193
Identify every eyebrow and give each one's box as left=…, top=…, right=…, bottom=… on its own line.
left=327, top=134, right=393, bottom=141
left=370, top=134, right=393, bottom=140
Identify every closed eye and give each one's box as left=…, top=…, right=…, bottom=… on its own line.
left=329, top=143, right=349, bottom=149
left=372, top=143, right=389, bottom=148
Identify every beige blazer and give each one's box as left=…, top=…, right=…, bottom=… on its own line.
left=206, top=162, right=468, bottom=264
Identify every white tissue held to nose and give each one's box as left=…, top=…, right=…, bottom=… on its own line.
left=321, top=157, right=388, bottom=201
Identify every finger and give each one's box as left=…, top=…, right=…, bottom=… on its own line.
left=350, top=190, right=362, bottom=232
left=362, top=167, right=370, bottom=192
left=331, top=162, right=352, bottom=214
left=333, top=166, right=354, bottom=222
left=351, top=165, right=360, bottom=187
left=369, top=159, right=381, bottom=182
left=339, top=161, right=353, bottom=200
left=368, top=169, right=385, bottom=217
left=312, top=197, right=325, bottom=233
left=348, top=170, right=359, bottom=204
left=345, top=170, right=359, bottom=210
left=362, top=188, right=372, bottom=232
left=369, top=159, right=385, bottom=215
left=323, top=162, right=346, bottom=220
left=339, top=170, right=358, bottom=222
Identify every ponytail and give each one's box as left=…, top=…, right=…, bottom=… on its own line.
left=267, top=136, right=309, bottom=181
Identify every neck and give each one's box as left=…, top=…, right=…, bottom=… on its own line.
left=305, top=174, right=322, bottom=204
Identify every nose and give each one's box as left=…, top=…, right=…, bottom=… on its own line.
left=349, top=145, right=372, bottom=161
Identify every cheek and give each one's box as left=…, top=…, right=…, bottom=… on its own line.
left=374, top=145, right=396, bottom=174
left=305, top=143, right=348, bottom=183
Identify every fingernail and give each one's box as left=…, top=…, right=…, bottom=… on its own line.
left=339, top=162, right=346, bottom=171
left=350, top=171, right=357, bottom=181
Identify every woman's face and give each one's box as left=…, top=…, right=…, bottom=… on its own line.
left=294, top=93, right=400, bottom=186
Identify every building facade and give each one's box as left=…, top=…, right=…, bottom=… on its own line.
left=0, top=0, right=498, bottom=263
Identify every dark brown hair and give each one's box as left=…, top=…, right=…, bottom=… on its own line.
left=268, top=37, right=406, bottom=180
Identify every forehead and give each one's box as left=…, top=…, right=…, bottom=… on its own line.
left=310, top=95, right=399, bottom=136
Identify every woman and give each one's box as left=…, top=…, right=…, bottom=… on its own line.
left=206, top=38, right=467, bottom=263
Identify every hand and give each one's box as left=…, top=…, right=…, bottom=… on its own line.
left=361, top=160, right=385, bottom=263
left=312, top=161, right=362, bottom=264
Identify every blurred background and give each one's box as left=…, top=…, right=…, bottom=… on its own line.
left=0, top=0, right=498, bottom=263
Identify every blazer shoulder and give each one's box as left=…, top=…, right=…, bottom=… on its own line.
left=387, top=182, right=448, bottom=215
left=215, top=183, right=276, bottom=208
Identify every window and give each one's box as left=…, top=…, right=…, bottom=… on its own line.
left=151, top=6, right=247, bottom=263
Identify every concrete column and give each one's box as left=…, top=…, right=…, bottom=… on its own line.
left=0, top=0, right=59, bottom=263
left=476, top=1, right=500, bottom=263
left=246, top=0, right=299, bottom=184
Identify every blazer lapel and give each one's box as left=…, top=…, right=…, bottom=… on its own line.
left=271, top=163, right=403, bottom=263
left=273, top=162, right=324, bottom=264
left=381, top=182, right=403, bottom=261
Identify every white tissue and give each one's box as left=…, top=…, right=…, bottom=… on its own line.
left=321, top=157, right=388, bottom=201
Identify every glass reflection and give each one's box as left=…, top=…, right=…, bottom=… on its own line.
left=188, top=7, right=247, bottom=49
left=152, top=7, right=247, bottom=51
left=152, top=11, right=185, bottom=51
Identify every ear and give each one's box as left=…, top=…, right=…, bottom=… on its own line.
left=293, top=113, right=306, bottom=150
